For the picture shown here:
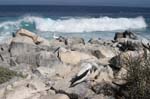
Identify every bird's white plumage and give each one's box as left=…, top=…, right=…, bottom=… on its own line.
left=91, top=62, right=99, bottom=69
left=141, top=38, right=150, bottom=48
left=70, top=63, right=100, bottom=87
left=73, top=70, right=91, bottom=85
left=77, top=63, right=92, bottom=76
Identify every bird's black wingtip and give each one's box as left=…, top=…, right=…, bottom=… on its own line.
left=69, top=83, right=77, bottom=88
left=69, top=84, right=73, bottom=88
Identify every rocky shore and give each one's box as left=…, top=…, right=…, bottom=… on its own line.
left=0, top=29, right=149, bottom=99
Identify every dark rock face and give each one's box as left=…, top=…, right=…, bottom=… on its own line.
left=114, top=31, right=150, bottom=51
left=109, top=55, right=123, bottom=70
left=119, top=39, right=143, bottom=51
left=123, top=31, right=137, bottom=40
left=114, top=32, right=124, bottom=41
left=114, top=31, right=137, bottom=41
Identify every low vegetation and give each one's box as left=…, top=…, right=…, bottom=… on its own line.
left=0, top=67, right=22, bottom=84
left=125, top=52, right=150, bottom=99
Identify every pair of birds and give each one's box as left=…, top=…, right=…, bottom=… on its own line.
left=70, top=63, right=100, bottom=87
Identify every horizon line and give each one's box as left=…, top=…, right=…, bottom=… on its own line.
left=0, top=4, right=149, bottom=9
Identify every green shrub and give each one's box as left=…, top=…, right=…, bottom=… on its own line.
left=126, top=53, right=150, bottom=99
left=0, top=67, right=19, bottom=84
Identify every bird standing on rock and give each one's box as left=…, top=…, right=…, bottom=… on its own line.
left=70, top=63, right=99, bottom=87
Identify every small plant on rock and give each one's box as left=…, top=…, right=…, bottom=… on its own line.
left=0, top=67, right=20, bottom=84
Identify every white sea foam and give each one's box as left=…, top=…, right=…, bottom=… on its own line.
left=0, top=16, right=147, bottom=33
left=27, top=16, right=147, bottom=32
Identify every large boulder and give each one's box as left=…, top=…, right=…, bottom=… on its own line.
left=52, top=64, right=72, bottom=79
left=10, top=42, right=38, bottom=57
left=36, top=51, right=59, bottom=67
left=114, top=31, right=150, bottom=51
left=58, top=49, right=95, bottom=65
left=0, top=37, right=13, bottom=45
left=12, top=29, right=50, bottom=46
left=114, top=31, right=137, bottom=41
left=35, top=66, right=55, bottom=78
left=9, top=42, right=59, bottom=67
left=9, top=29, right=54, bottom=66
left=10, top=42, right=52, bottom=56
left=114, top=32, right=124, bottom=41
left=91, top=46, right=119, bottom=59
left=12, top=35, right=35, bottom=45
left=109, top=50, right=145, bottom=69
left=35, top=63, right=72, bottom=79
left=117, top=38, right=143, bottom=51
left=10, top=42, right=38, bottom=66
left=15, top=52, right=38, bottom=66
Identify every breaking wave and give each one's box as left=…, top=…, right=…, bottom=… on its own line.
left=35, top=16, right=147, bottom=32
left=0, top=16, right=147, bottom=33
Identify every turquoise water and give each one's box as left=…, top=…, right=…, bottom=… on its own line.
left=0, top=5, right=150, bottom=41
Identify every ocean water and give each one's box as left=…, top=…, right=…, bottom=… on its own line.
left=0, top=5, right=150, bottom=41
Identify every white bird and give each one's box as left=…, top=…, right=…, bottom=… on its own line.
left=141, top=38, right=150, bottom=49
left=53, top=32, right=59, bottom=39
left=70, top=63, right=98, bottom=87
